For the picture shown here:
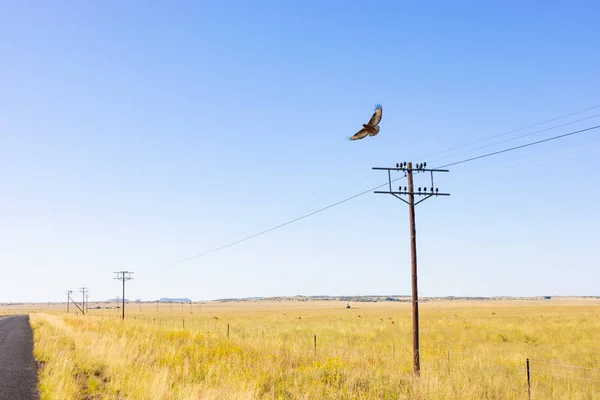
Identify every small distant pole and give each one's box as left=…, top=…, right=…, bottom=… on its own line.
left=527, top=358, right=531, bottom=400
left=69, top=293, right=84, bottom=315
left=227, top=323, right=230, bottom=339
left=314, top=334, right=317, bottom=356
left=79, top=287, right=88, bottom=315
left=66, top=290, right=72, bottom=313
left=113, top=271, right=134, bottom=320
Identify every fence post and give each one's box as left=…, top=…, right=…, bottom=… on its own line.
left=183, top=319, right=185, bottom=329
left=227, top=323, right=230, bottom=339
left=527, top=358, right=531, bottom=400
left=314, top=334, right=317, bottom=356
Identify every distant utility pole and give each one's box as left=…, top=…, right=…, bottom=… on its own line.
left=85, top=293, right=89, bottom=313
left=373, top=161, right=450, bottom=375
left=79, top=287, right=88, bottom=315
left=114, top=271, right=134, bottom=320
left=66, top=290, right=73, bottom=313
left=68, top=290, right=84, bottom=314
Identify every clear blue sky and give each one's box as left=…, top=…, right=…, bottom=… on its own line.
left=1, top=1, right=599, bottom=303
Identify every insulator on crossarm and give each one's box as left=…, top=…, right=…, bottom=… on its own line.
left=424, top=162, right=427, bottom=167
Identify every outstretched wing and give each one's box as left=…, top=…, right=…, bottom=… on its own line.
left=349, top=127, right=369, bottom=140
left=367, top=104, right=382, bottom=127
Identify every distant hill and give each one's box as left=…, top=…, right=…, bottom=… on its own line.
left=158, top=298, right=191, bottom=303
left=210, top=295, right=594, bottom=303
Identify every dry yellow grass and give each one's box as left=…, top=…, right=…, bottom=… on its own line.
left=28, top=299, right=600, bottom=399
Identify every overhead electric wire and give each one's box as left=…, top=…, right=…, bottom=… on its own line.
left=139, top=123, right=600, bottom=273
left=140, top=184, right=389, bottom=272
left=436, top=124, right=600, bottom=169
left=432, top=112, right=600, bottom=162
left=417, top=104, right=600, bottom=160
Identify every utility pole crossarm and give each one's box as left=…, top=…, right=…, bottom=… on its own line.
left=372, top=166, right=449, bottom=172
left=374, top=191, right=450, bottom=196
left=373, top=162, right=450, bottom=207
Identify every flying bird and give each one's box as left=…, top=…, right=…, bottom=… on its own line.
left=349, top=104, right=383, bottom=141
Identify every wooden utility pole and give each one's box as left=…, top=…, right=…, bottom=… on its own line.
left=66, top=290, right=72, bottom=313
left=114, top=271, right=134, bottom=320
left=69, top=291, right=84, bottom=314
left=79, top=287, right=88, bottom=315
left=406, top=163, right=420, bottom=374
left=373, top=161, right=450, bottom=375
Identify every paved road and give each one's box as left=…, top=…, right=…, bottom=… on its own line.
left=0, top=315, right=39, bottom=400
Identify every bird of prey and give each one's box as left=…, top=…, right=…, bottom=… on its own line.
left=349, top=103, right=383, bottom=141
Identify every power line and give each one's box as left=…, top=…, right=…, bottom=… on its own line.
left=432, top=112, right=600, bottom=162
left=140, top=185, right=389, bottom=272
left=417, top=104, right=600, bottom=160
left=139, top=123, right=600, bottom=273
left=341, top=105, right=600, bottom=202
left=437, top=124, right=600, bottom=169
left=266, top=105, right=600, bottom=224
left=159, top=105, right=600, bottom=261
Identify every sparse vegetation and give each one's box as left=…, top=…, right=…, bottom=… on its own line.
left=29, top=300, right=600, bottom=399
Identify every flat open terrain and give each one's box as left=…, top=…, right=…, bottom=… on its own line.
left=19, top=299, right=600, bottom=399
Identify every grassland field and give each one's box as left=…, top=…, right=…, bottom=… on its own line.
left=2, top=299, right=599, bottom=399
